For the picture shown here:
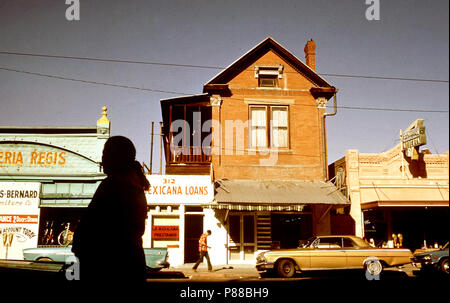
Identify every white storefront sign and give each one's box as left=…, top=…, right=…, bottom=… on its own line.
left=146, top=175, right=213, bottom=204
left=0, top=182, right=40, bottom=260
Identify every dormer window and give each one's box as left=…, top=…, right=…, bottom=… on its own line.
left=254, top=65, right=283, bottom=88
left=259, top=75, right=278, bottom=88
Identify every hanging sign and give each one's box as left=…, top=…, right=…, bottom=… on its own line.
left=400, top=119, right=426, bottom=160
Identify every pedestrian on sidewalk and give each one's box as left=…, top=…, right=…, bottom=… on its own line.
left=192, top=230, right=212, bottom=272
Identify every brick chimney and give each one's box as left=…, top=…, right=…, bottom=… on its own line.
left=304, top=39, right=316, bottom=71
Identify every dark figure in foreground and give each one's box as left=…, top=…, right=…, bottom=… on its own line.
left=72, top=136, right=150, bottom=283
left=192, top=230, right=213, bottom=272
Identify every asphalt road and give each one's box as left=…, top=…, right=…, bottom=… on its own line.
left=0, top=260, right=447, bottom=301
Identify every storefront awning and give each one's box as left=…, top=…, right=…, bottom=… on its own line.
left=203, top=203, right=308, bottom=211
left=39, top=181, right=101, bottom=207
left=206, top=179, right=349, bottom=209
left=361, top=200, right=449, bottom=210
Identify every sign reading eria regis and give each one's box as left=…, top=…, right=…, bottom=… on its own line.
left=151, top=226, right=179, bottom=240
left=145, top=175, right=213, bottom=204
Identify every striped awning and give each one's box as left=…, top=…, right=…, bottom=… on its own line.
left=202, top=203, right=307, bottom=212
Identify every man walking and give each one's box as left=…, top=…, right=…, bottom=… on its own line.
left=192, top=230, right=212, bottom=272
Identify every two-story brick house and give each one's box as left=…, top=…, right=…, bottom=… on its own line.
left=158, top=37, right=348, bottom=265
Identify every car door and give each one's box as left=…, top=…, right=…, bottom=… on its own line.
left=341, top=237, right=365, bottom=268
left=310, top=237, right=347, bottom=269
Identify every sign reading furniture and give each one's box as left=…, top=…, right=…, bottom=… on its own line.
left=400, top=119, right=427, bottom=160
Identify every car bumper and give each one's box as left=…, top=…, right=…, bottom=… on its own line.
left=256, top=262, right=275, bottom=271
left=411, top=257, right=436, bottom=269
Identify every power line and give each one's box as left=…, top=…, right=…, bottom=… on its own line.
left=320, top=73, right=448, bottom=83
left=336, top=105, right=448, bottom=113
left=0, top=66, right=448, bottom=114
left=1, top=50, right=449, bottom=84
left=0, top=66, right=192, bottom=96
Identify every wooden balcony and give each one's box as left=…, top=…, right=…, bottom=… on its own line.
left=165, top=144, right=211, bottom=175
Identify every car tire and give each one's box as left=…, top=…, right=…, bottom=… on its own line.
left=276, top=259, right=296, bottom=278
left=439, top=258, right=449, bottom=275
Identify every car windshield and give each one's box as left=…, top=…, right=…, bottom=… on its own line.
left=299, top=237, right=317, bottom=248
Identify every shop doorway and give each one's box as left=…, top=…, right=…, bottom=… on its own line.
left=271, top=213, right=312, bottom=249
left=364, top=207, right=449, bottom=249
left=184, top=214, right=203, bottom=263
left=227, top=213, right=256, bottom=263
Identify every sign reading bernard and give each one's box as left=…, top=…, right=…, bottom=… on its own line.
left=0, top=182, right=40, bottom=260
left=146, top=175, right=213, bottom=204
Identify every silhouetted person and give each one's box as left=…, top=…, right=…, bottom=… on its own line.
left=192, top=230, right=212, bottom=272
left=72, top=136, right=150, bottom=283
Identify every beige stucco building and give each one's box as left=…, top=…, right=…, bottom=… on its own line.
left=329, top=144, right=449, bottom=249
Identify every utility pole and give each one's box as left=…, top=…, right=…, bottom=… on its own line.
left=160, top=122, right=163, bottom=174
left=150, top=122, right=154, bottom=175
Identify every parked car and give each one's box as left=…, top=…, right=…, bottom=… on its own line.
left=411, top=242, right=449, bottom=276
left=22, top=246, right=170, bottom=272
left=256, top=235, right=413, bottom=278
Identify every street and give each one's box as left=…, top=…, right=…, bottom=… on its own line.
left=150, top=263, right=418, bottom=282
left=0, top=260, right=448, bottom=301
left=146, top=264, right=447, bottom=302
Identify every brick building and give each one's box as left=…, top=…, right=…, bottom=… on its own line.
left=154, top=37, right=349, bottom=265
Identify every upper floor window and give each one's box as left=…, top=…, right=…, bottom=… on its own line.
left=254, top=65, right=283, bottom=88
left=258, top=75, right=278, bottom=88
left=249, top=105, right=289, bottom=149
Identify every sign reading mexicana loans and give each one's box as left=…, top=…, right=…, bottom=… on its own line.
left=0, top=182, right=40, bottom=260
left=145, top=175, right=213, bottom=204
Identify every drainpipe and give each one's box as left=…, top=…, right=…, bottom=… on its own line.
left=322, top=92, right=338, bottom=181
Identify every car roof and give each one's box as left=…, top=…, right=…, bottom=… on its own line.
left=317, top=235, right=360, bottom=239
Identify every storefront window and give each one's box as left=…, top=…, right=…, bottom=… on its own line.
left=271, top=213, right=312, bottom=249
left=229, top=215, right=240, bottom=244
left=243, top=216, right=255, bottom=243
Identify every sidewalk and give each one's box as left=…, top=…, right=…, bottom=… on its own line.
left=163, top=263, right=417, bottom=280
left=165, top=263, right=260, bottom=280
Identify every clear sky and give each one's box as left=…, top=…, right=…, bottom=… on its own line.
left=0, top=0, right=448, bottom=171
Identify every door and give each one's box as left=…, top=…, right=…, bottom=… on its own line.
left=184, top=214, right=203, bottom=263
left=309, top=237, right=347, bottom=269
left=228, top=213, right=256, bottom=263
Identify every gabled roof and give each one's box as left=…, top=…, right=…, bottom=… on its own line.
left=204, top=37, right=333, bottom=89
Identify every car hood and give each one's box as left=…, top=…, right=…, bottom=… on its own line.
left=413, top=248, right=449, bottom=257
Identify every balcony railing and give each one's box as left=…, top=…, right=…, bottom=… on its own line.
left=167, top=144, right=211, bottom=164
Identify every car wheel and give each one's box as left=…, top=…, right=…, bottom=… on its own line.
left=364, top=258, right=383, bottom=276
left=276, top=259, right=296, bottom=278
left=440, top=259, right=449, bottom=275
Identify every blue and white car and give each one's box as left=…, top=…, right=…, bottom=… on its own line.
left=23, top=246, right=170, bottom=272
